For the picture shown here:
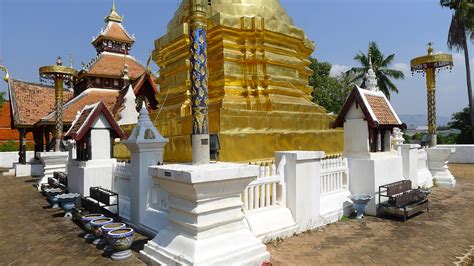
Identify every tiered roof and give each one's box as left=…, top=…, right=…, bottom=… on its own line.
left=40, top=88, right=121, bottom=125
left=81, top=52, right=146, bottom=79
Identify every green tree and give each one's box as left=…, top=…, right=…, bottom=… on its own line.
left=349, top=41, right=405, bottom=99
left=308, top=57, right=352, bottom=113
left=448, top=106, right=473, bottom=143
left=0, top=91, right=4, bottom=108
left=441, top=0, right=474, bottom=140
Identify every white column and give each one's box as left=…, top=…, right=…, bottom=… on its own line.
left=394, top=143, right=425, bottom=188
left=123, top=103, right=168, bottom=228
left=275, top=151, right=325, bottom=232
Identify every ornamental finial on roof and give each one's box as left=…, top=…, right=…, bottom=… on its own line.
left=365, top=53, right=378, bottom=92
left=105, top=0, right=123, bottom=23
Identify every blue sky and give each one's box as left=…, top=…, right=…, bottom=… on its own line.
left=0, top=0, right=470, bottom=118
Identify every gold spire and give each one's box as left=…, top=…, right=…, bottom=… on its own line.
left=427, top=42, right=433, bottom=55
left=105, top=0, right=123, bottom=23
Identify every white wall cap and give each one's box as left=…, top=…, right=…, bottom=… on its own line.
left=149, top=162, right=259, bottom=184
left=275, top=151, right=325, bottom=161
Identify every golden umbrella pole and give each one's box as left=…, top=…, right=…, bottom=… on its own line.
left=39, top=57, right=76, bottom=152
left=411, top=43, right=453, bottom=147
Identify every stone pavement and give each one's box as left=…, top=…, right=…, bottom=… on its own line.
left=267, top=164, right=474, bottom=265
left=0, top=175, right=147, bottom=265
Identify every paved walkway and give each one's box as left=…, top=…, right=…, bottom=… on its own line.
left=0, top=176, right=147, bottom=265
left=267, top=164, right=474, bottom=265
left=1, top=165, right=473, bottom=265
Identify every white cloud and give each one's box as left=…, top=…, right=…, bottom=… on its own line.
left=329, top=64, right=351, bottom=78
left=392, top=62, right=411, bottom=76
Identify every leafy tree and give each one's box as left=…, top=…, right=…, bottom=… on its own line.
left=448, top=106, right=473, bottom=143
left=441, top=0, right=474, bottom=140
left=0, top=91, right=4, bottom=109
left=308, top=57, right=353, bottom=114
left=349, top=41, right=405, bottom=99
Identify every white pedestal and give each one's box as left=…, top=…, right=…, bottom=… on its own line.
left=426, top=147, right=456, bottom=188
left=14, top=163, right=44, bottom=177
left=140, top=162, right=270, bottom=265
left=37, top=152, right=68, bottom=190
left=67, top=159, right=116, bottom=196
left=348, top=152, right=404, bottom=216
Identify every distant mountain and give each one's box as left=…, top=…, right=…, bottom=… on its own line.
left=399, top=114, right=451, bottom=129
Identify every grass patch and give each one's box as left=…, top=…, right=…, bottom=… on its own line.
left=339, top=215, right=349, bottom=222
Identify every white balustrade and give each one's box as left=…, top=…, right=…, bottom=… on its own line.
left=320, top=155, right=348, bottom=195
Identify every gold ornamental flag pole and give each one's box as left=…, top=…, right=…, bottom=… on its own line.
left=410, top=43, right=453, bottom=147
left=39, top=57, right=77, bottom=152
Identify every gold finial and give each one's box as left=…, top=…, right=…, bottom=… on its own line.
left=105, top=0, right=123, bottom=23
left=0, top=65, right=9, bottom=82
left=427, top=42, right=433, bottom=55
left=368, top=52, right=373, bottom=69
left=56, top=56, right=62, bottom=66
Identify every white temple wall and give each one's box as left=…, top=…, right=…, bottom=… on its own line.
left=438, top=144, right=474, bottom=163
left=344, top=119, right=370, bottom=157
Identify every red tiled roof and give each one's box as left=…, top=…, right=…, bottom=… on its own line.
left=41, top=89, right=120, bottom=124
left=333, top=86, right=403, bottom=128
left=365, top=94, right=400, bottom=125
left=65, top=101, right=125, bottom=140
left=92, top=22, right=134, bottom=45
left=84, top=53, right=146, bottom=79
left=8, top=79, right=74, bottom=127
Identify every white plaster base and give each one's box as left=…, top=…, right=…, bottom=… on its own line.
left=140, top=163, right=270, bottom=265
left=37, top=152, right=68, bottom=190
left=417, top=168, right=433, bottom=188
left=426, top=147, right=456, bottom=188
left=141, top=226, right=269, bottom=265
left=245, top=206, right=298, bottom=243
left=320, top=189, right=352, bottom=224
left=14, top=163, right=44, bottom=177
left=0, top=168, right=15, bottom=177
left=67, top=159, right=115, bottom=196
left=348, top=152, right=404, bottom=216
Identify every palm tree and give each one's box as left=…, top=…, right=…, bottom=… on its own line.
left=349, top=41, right=405, bottom=99
left=441, top=0, right=474, bottom=141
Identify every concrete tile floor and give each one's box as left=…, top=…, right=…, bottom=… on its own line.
left=0, top=176, right=147, bottom=265
left=267, top=164, right=474, bottom=265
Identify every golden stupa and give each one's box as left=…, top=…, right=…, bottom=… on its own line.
left=151, top=0, right=343, bottom=162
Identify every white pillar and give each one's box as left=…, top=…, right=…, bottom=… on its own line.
left=395, top=144, right=423, bottom=188
left=123, top=103, right=168, bottom=228
left=275, top=151, right=325, bottom=232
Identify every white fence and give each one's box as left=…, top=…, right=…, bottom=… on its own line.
left=320, top=155, right=348, bottom=194
left=242, top=162, right=283, bottom=212
left=113, top=161, right=131, bottom=220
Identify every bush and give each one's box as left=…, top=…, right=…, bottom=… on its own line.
left=0, top=141, right=18, bottom=152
